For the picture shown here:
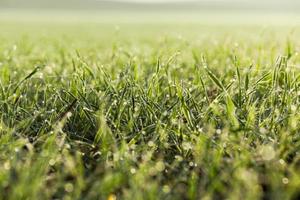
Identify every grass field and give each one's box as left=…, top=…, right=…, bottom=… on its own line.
left=0, top=11, right=300, bottom=199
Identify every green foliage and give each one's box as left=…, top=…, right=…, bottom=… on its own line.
left=0, top=21, right=300, bottom=200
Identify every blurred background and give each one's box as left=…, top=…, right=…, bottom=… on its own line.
left=0, top=0, right=300, bottom=24
left=1, top=0, right=300, bottom=11
left=0, top=0, right=300, bottom=50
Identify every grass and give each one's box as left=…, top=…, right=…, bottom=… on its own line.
left=0, top=16, right=300, bottom=199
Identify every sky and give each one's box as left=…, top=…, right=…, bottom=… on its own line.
left=105, top=0, right=198, bottom=2
left=1, top=0, right=299, bottom=11
left=95, top=0, right=299, bottom=6
left=101, top=0, right=278, bottom=2
left=100, top=0, right=254, bottom=3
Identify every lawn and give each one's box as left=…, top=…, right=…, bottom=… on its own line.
left=0, top=11, right=300, bottom=199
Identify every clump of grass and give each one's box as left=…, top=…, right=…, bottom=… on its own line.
left=0, top=23, right=300, bottom=200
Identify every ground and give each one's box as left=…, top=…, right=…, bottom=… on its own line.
left=0, top=11, right=300, bottom=199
